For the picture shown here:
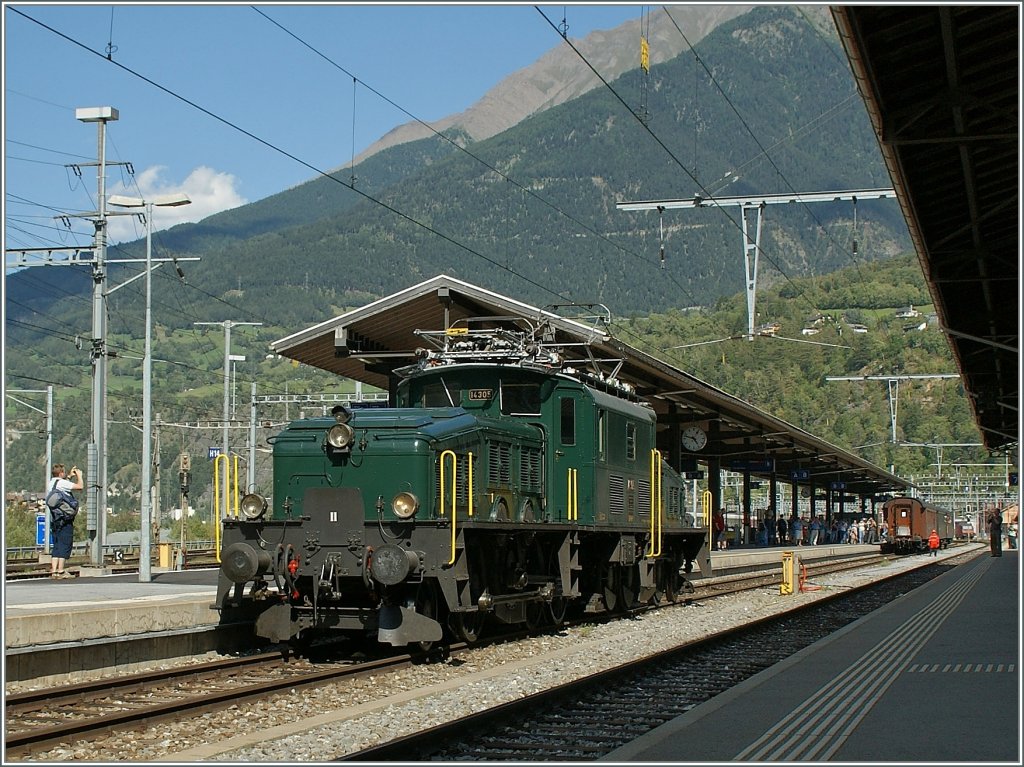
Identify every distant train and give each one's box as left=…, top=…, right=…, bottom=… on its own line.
left=881, top=496, right=953, bottom=554
left=215, top=317, right=711, bottom=649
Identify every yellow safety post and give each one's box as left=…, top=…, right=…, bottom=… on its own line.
left=780, top=551, right=796, bottom=595
left=440, top=450, right=458, bottom=565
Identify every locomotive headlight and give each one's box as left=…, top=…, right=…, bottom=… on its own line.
left=326, top=422, right=355, bottom=450
left=391, top=491, right=419, bottom=520
left=240, top=492, right=268, bottom=520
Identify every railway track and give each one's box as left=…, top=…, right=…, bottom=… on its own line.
left=3, top=649, right=411, bottom=757
left=0, top=549, right=905, bottom=759
left=341, top=554, right=971, bottom=761
left=5, top=550, right=219, bottom=581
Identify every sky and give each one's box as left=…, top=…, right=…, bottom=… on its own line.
left=4, top=3, right=654, bottom=253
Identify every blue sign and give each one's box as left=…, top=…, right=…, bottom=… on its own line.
left=208, top=447, right=222, bottom=460
left=830, top=481, right=847, bottom=490
left=36, top=512, right=47, bottom=547
left=790, top=469, right=810, bottom=480
left=683, top=471, right=705, bottom=480
left=729, top=458, right=775, bottom=473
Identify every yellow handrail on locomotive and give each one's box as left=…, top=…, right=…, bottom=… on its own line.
left=566, top=467, right=579, bottom=521
left=440, top=450, right=474, bottom=566
left=648, top=449, right=663, bottom=557
left=213, top=453, right=241, bottom=563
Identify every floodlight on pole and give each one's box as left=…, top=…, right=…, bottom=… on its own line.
left=77, top=106, right=118, bottom=567
left=109, top=192, right=191, bottom=582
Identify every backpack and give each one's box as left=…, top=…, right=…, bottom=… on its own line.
left=46, top=482, right=79, bottom=525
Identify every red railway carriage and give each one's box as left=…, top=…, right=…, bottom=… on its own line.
left=882, top=496, right=954, bottom=554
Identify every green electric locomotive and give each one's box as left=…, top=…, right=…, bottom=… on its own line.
left=216, top=319, right=710, bottom=647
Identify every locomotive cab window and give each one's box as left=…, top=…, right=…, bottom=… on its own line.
left=560, top=397, right=576, bottom=446
left=500, top=382, right=542, bottom=415
left=597, top=409, right=606, bottom=460
left=420, top=379, right=461, bottom=407
left=626, top=422, right=637, bottom=461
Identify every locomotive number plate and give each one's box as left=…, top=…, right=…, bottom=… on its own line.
left=468, top=389, right=493, bottom=400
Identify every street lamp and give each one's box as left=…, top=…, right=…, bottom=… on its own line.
left=108, top=193, right=191, bottom=582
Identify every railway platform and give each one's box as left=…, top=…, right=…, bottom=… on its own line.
left=604, top=548, right=1020, bottom=763
left=4, top=569, right=223, bottom=685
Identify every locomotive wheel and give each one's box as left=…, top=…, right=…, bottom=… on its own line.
left=601, top=564, right=620, bottom=613
left=524, top=599, right=545, bottom=631
left=451, top=610, right=486, bottom=644
left=543, top=545, right=568, bottom=626
left=618, top=564, right=640, bottom=610
left=662, top=555, right=684, bottom=604
left=490, top=498, right=510, bottom=522
left=547, top=594, right=568, bottom=626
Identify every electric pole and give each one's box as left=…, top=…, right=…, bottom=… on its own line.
left=194, top=320, right=261, bottom=520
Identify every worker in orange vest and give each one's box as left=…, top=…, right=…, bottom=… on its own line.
left=927, top=529, right=941, bottom=557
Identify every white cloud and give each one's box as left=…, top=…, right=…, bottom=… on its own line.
left=106, top=165, right=247, bottom=243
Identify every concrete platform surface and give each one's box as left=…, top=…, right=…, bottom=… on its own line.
left=4, top=569, right=219, bottom=648
left=603, top=549, right=1020, bottom=763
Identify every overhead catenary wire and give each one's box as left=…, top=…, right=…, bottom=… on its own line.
left=11, top=6, right=868, bottom=390
left=661, top=5, right=871, bottom=277
left=250, top=6, right=702, bottom=308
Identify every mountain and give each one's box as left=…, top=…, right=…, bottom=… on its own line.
left=348, top=5, right=754, bottom=167
left=7, top=6, right=910, bottom=330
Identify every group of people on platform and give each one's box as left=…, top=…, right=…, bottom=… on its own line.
left=771, top=514, right=884, bottom=547
left=714, top=510, right=889, bottom=549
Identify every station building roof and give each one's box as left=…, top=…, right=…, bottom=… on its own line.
left=832, top=6, right=1019, bottom=453
left=272, top=274, right=909, bottom=500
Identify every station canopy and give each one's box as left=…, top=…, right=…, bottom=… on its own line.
left=832, top=6, right=1018, bottom=452
left=272, top=275, right=908, bottom=501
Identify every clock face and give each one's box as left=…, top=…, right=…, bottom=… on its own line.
left=681, top=425, right=707, bottom=452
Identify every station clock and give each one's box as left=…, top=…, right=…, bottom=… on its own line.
left=681, top=425, right=708, bottom=452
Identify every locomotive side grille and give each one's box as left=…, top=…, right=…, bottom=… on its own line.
left=638, top=478, right=652, bottom=516
left=668, top=486, right=681, bottom=517
left=457, top=453, right=469, bottom=504
left=435, top=453, right=470, bottom=505
left=609, top=475, right=625, bottom=514
left=521, top=447, right=542, bottom=493
left=489, top=442, right=512, bottom=486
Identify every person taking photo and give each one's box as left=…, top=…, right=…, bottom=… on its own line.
left=47, top=463, right=83, bottom=579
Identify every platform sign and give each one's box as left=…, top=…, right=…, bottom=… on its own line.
left=36, top=512, right=47, bottom=547
left=208, top=446, right=222, bottom=460
left=790, top=469, right=810, bottom=480
left=729, top=458, right=775, bottom=473
left=830, top=481, right=847, bottom=490
left=684, top=471, right=705, bottom=480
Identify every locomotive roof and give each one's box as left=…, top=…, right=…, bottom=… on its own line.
left=272, top=274, right=910, bottom=498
